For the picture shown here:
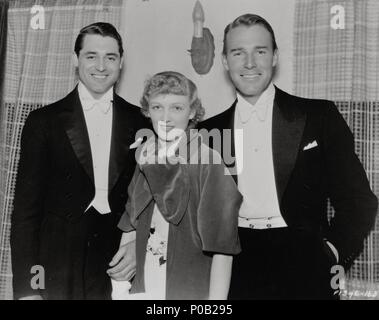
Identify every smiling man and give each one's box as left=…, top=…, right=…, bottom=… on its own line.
left=11, top=22, right=148, bottom=300
left=199, top=14, right=378, bottom=300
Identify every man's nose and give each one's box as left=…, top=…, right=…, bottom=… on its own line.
left=96, top=58, right=105, bottom=71
left=245, top=54, right=256, bottom=69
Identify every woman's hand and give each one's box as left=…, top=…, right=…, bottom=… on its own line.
left=107, top=233, right=137, bottom=281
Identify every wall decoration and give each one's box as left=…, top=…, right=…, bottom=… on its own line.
left=188, top=1, right=215, bottom=75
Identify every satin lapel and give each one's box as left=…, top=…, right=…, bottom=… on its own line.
left=59, top=88, right=94, bottom=183
left=224, top=102, right=237, bottom=184
left=108, top=94, right=136, bottom=192
left=272, top=88, right=306, bottom=203
left=206, top=101, right=237, bottom=183
left=223, top=101, right=237, bottom=162
left=200, top=102, right=237, bottom=182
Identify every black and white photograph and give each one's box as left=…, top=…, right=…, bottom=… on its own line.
left=0, top=0, right=378, bottom=305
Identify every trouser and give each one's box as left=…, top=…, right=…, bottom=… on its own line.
left=82, top=207, right=122, bottom=300
left=228, top=227, right=339, bottom=300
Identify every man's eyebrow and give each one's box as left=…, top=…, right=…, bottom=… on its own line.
left=83, top=51, right=97, bottom=55
left=230, top=48, right=244, bottom=53
left=229, top=46, right=269, bottom=52
left=82, top=51, right=119, bottom=56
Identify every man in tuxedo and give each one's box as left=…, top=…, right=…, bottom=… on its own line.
left=11, top=22, right=147, bottom=300
left=199, top=14, right=378, bottom=299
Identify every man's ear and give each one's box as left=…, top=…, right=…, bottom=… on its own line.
left=72, top=53, right=79, bottom=68
left=272, top=49, right=279, bottom=67
left=222, top=54, right=229, bottom=71
left=120, top=56, right=124, bottom=69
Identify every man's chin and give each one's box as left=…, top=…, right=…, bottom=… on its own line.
left=83, top=82, right=115, bottom=95
left=236, top=84, right=268, bottom=98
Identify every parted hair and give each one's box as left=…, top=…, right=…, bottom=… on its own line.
left=75, top=22, right=124, bottom=57
left=223, top=14, right=278, bottom=55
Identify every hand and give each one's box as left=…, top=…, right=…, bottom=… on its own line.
left=107, top=240, right=136, bottom=281
left=19, top=295, right=43, bottom=300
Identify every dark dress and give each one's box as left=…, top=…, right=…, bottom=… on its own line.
left=118, top=132, right=242, bottom=299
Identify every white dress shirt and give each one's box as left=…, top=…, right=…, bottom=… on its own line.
left=78, top=82, right=113, bottom=214
left=234, top=83, right=287, bottom=228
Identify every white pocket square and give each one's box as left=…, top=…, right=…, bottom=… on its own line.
left=303, top=141, right=318, bottom=151
left=129, top=137, right=143, bottom=149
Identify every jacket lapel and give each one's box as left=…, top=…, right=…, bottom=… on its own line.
left=272, top=88, right=307, bottom=203
left=200, top=101, right=237, bottom=183
left=59, top=88, right=94, bottom=183
left=222, top=101, right=237, bottom=164
left=108, top=94, right=136, bottom=192
left=224, top=102, right=238, bottom=184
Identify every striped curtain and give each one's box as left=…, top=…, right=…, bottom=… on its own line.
left=294, top=0, right=379, bottom=299
left=0, top=0, right=8, bottom=300
left=0, top=0, right=7, bottom=108
left=0, top=0, right=123, bottom=300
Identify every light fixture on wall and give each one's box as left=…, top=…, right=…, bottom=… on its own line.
left=189, top=1, right=215, bottom=75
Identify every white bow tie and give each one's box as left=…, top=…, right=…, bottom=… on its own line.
left=82, top=99, right=112, bottom=114
left=239, top=102, right=268, bottom=123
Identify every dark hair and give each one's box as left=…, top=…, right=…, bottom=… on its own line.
left=140, top=71, right=205, bottom=127
left=74, top=22, right=124, bottom=57
left=222, top=14, right=278, bottom=55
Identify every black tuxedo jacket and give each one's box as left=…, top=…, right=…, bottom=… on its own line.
left=11, top=87, right=149, bottom=299
left=199, top=87, right=377, bottom=268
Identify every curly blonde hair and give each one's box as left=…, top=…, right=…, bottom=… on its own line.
left=140, top=71, right=205, bottom=128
